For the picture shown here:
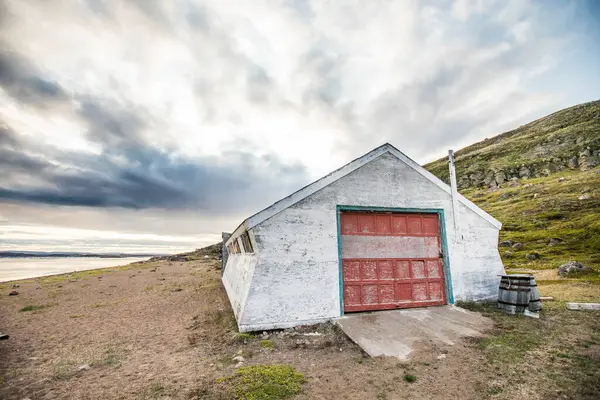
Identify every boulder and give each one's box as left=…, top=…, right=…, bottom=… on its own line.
left=499, top=240, right=514, bottom=247
left=512, top=243, right=524, bottom=250
left=9, top=291, right=19, bottom=296
left=548, top=238, right=563, bottom=246
left=494, top=171, right=506, bottom=185
left=518, top=166, right=531, bottom=179
left=567, top=157, right=578, bottom=169
left=526, top=252, right=541, bottom=260
left=503, top=251, right=514, bottom=259
left=558, top=261, right=592, bottom=276
left=578, top=193, right=591, bottom=201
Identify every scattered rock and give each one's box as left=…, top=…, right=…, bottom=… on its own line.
left=503, top=251, right=514, bottom=259
left=578, top=193, right=591, bottom=201
left=558, top=177, right=565, bottom=182
left=204, top=255, right=210, bottom=259
left=77, top=364, right=90, bottom=372
left=526, top=252, right=541, bottom=260
left=512, top=243, right=524, bottom=250
left=294, top=339, right=312, bottom=348
left=508, top=178, right=520, bottom=187
left=171, top=288, right=183, bottom=292
left=12, top=284, right=20, bottom=288
left=9, top=291, right=19, bottom=296
left=567, top=156, right=579, bottom=169
left=235, top=361, right=244, bottom=368
left=149, top=268, right=157, bottom=272
left=232, top=355, right=245, bottom=363
left=519, top=166, right=531, bottom=179
left=437, top=354, right=447, bottom=360
left=548, top=238, right=563, bottom=246
left=558, top=261, right=592, bottom=276
left=533, top=193, right=539, bottom=199
left=499, top=240, right=514, bottom=247
left=0, top=333, right=9, bottom=340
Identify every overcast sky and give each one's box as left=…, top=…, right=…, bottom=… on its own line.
left=1, top=0, right=599, bottom=254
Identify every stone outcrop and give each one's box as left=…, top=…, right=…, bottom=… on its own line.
left=558, top=261, right=592, bottom=276
left=456, top=146, right=600, bottom=189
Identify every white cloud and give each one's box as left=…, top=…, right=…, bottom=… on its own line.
left=0, top=0, right=595, bottom=252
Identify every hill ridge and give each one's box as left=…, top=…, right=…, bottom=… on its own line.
left=425, top=99, right=600, bottom=190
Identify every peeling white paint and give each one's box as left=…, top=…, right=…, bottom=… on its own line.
left=223, top=151, right=505, bottom=332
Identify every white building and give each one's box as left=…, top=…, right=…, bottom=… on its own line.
left=222, top=143, right=505, bottom=332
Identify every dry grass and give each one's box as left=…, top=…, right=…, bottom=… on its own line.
left=1, top=258, right=599, bottom=400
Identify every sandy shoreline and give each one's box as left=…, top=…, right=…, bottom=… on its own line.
left=0, top=257, right=151, bottom=283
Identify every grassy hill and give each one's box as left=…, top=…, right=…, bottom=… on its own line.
left=425, top=100, right=600, bottom=278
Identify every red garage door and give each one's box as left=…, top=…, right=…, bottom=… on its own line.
left=340, top=211, right=446, bottom=312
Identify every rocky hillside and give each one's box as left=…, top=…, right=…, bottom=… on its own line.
left=425, top=100, right=600, bottom=190
left=147, top=243, right=221, bottom=262
left=425, top=100, right=600, bottom=275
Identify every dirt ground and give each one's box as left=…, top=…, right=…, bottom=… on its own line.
left=1, top=259, right=598, bottom=400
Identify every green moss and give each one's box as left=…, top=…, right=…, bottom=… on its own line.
left=403, top=374, right=417, bottom=383
left=19, top=304, right=50, bottom=312
left=217, top=364, right=305, bottom=400
left=260, top=339, right=275, bottom=349
left=457, top=168, right=600, bottom=275
left=234, top=333, right=255, bottom=343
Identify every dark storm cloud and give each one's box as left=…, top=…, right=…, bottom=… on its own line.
left=77, top=98, right=148, bottom=148
left=0, top=48, right=69, bottom=107
left=0, top=118, right=309, bottom=212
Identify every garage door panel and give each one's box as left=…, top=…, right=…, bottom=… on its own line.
left=429, top=282, right=443, bottom=300
left=344, top=285, right=361, bottom=305
left=362, top=285, right=379, bottom=304
left=411, top=260, right=426, bottom=279
left=375, top=215, right=392, bottom=234
left=422, top=217, right=439, bottom=235
left=407, top=216, right=422, bottom=235
left=341, top=211, right=446, bottom=312
left=358, top=215, right=375, bottom=234
left=378, top=260, right=394, bottom=279
left=361, top=261, right=378, bottom=280
left=412, top=283, right=428, bottom=301
left=341, top=214, right=358, bottom=234
left=343, top=260, right=361, bottom=281
left=426, top=260, right=441, bottom=278
left=391, top=215, right=407, bottom=234
left=379, top=284, right=395, bottom=303
left=395, top=260, right=411, bottom=279
left=341, top=236, right=439, bottom=258
left=396, top=283, right=412, bottom=302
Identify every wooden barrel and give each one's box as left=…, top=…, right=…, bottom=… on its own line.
left=528, top=277, right=541, bottom=312
left=498, top=274, right=535, bottom=314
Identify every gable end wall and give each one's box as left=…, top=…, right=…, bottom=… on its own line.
left=234, top=153, right=505, bottom=331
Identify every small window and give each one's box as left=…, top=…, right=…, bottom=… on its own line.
left=233, top=239, right=241, bottom=254
left=241, top=231, right=253, bottom=253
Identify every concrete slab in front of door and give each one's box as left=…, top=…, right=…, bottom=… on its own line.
left=334, top=305, right=492, bottom=360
